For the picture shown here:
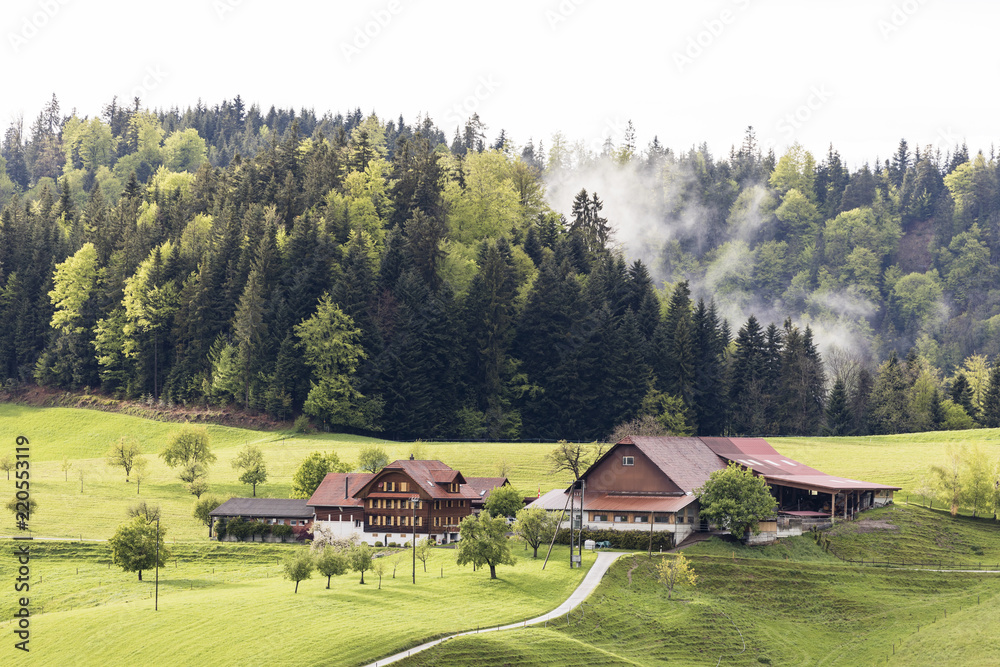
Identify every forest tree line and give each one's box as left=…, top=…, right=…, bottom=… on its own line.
left=2, top=95, right=1000, bottom=440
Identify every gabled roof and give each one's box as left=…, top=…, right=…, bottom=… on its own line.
left=580, top=436, right=899, bottom=498
left=463, top=477, right=509, bottom=504
left=210, top=498, right=313, bottom=519
left=612, top=436, right=727, bottom=493
left=353, top=459, right=469, bottom=500
left=307, top=472, right=374, bottom=508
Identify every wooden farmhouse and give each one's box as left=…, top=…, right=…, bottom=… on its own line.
left=532, top=436, right=899, bottom=546
left=308, top=457, right=508, bottom=546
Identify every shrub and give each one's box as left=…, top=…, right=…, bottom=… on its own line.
left=214, top=517, right=227, bottom=541
left=293, top=415, right=313, bottom=434
left=374, top=541, right=383, bottom=547
left=249, top=521, right=270, bottom=541
left=555, top=528, right=674, bottom=551
left=226, top=516, right=249, bottom=542
left=388, top=542, right=398, bottom=548
left=272, top=524, right=293, bottom=542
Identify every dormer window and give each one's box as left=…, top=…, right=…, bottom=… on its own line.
left=622, top=456, right=634, bottom=466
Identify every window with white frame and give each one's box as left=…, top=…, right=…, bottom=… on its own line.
left=622, top=456, right=634, bottom=466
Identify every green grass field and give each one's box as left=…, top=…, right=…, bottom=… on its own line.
left=0, top=404, right=573, bottom=540
left=2, top=404, right=1000, bottom=665
left=396, top=506, right=1000, bottom=667
left=0, top=539, right=592, bottom=666
left=4, top=403, right=998, bottom=541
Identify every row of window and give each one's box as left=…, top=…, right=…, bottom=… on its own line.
left=369, top=515, right=424, bottom=527
left=589, top=509, right=696, bottom=524
left=367, top=515, right=462, bottom=528
left=378, top=480, right=463, bottom=494
left=366, top=498, right=467, bottom=509
left=382, top=481, right=411, bottom=492
left=369, top=498, right=422, bottom=510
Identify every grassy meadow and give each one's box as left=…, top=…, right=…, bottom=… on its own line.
left=0, top=539, right=592, bottom=666
left=4, top=403, right=998, bottom=540
left=0, top=403, right=571, bottom=540
left=1, top=404, right=1000, bottom=665
left=397, top=506, right=1000, bottom=667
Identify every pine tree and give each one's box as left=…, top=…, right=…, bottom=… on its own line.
left=980, top=358, right=1000, bottom=428
left=950, top=373, right=978, bottom=423
left=847, top=366, right=874, bottom=436
left=691, top=299, right=728, bottom=435
left=463, top=238, right=520, bottom=439
left=867, top=353, right=910, bottom=435
left=825, top=377, right=853, bottom=435
left=729, top=315, right=768, bottom=435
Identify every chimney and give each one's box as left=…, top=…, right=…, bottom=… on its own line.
left=410, top=453, right=415, bottom=460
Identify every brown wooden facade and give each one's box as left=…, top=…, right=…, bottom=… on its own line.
left=308, top=459, right=500, bottom=544
left=582, top=443, right=684, bottom=495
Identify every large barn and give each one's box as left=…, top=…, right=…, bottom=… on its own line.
left=531, top=436, right=899, bottom=546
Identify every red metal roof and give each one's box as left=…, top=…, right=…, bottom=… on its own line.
left=701, top=437, right=900, bottom=491
left=700, top=437, right=827, bottom=476
left=306, top=472, right=373, bottom=508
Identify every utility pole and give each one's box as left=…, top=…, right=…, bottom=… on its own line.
left=411, top=496, right=419, bottom=584
left=155, top=517, right=160, bottom=611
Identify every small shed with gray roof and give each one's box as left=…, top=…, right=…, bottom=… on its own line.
left=209, top=498, right=314, bottom=540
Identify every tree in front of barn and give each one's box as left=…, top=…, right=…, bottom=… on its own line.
left=483, top=484, right=523, bottom=518
left=512, top=505, right=559, bottom=558
left=283, top=551, right=315, bottom=593
left=696, top=461, right=777, bottom=541
left=109, top=515, right=169, bottom=582
left=656, top=552, right=697, bottom=600
left=456, top=511, right=516, bottom=579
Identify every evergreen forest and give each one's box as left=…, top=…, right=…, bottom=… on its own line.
left=3, top=95, right=1000, bottom=440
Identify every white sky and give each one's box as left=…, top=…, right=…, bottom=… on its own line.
left=2, top=0, right=996, bottom=166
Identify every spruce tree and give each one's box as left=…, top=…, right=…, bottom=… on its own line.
left=825, top=377, right=853, bottom=435
left=950, top=373, right=978, bottom=423
left=980, top=358, right=1000, bottom=428
left=867, top=353, right=910, bottom=435
left=729, top=315, right=768, bottom=435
